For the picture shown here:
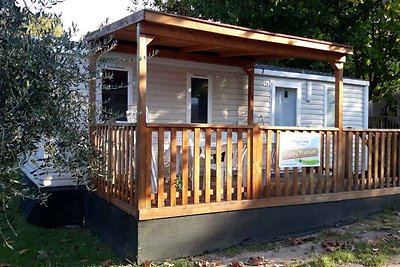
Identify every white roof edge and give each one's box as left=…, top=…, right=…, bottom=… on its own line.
left=255, top=68, right=370, bottom=86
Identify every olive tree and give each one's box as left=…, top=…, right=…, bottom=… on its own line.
left=0, top=0, right=106, bottom=247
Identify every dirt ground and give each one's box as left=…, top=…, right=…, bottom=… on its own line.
left=190, top=209, right=400, bottom=267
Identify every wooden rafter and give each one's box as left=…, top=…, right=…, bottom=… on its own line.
left=180, top=44, right=219, bottom=53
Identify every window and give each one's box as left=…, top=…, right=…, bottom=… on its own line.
left=326, top=88, right=335, bottom=127
left=102, top=69, right=128, bottom=121
left=187, top=75, right=211, bottom=123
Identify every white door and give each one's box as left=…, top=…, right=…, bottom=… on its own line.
left=275, top=87, right=297, bottom=126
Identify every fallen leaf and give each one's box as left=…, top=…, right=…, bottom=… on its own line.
left=322, top=240, right=350, bottom=252
left=248, top=256, right=265, bottom=266
left=230, top=260, right=244, bottom=267
left=144, top=260, right=152, bottom=267
left=18, top=249, right=28, bottom=255
left=288, top=237, right=305, bottom=245
left=99, top=259, right=113, bottom=267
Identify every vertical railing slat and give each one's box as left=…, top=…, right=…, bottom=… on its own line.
left=387, top=132, right=392, bottom=187
left=301, top=167, right=307, bottom=195
left=380, top=133, right=385, bottom=188
left=182, top=128, right=189, bottom=205
left=170, top=128, right=177, bottom=206
left=193, top=128, right=201, bottom=204
left=374, top=132, right=379, bottom=189
left=265, top=130, right=272, bottom=197
left=333, top=131, right=338, bottom=192
left=318, top=131, right=324, bottom=194
left=361, top=132, right=366, bottom=190
left=226, top=129, right=233, bottom=201
left=325, top=131, right=331, bottom=193
left=216, top=129, right=222, bottom=202
left=157, top=128, right=165, bottom=208
left=236, top=130, right=243, bottom=201
left=275, top=130, right=281, bottom=197
left=284, top=167, right=290, bottom=196
left=367, top=132, right=372, bottom=190
left=205, top=128, right=211, bottom=203
left=347, top=132, right=353, bottom=191
left=293, top=168, right=299, bottom=196
left=354, top=131, right=359, bottom=191
left=309, top=167, right=314, bottom=195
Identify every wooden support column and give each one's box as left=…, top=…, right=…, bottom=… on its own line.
left=331, top=61, right=344, bottom=191
left=88, top=54, right=98, bottom=125
left=246, top=66, right=255, bottom=125
left=245, top=65, right=262, bottom=198
left=135, top=23, right=153, bottom=211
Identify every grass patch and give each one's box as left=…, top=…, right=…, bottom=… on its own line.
left=0, top=202, right=125, bottom=267
left=317, top=229, right=356, bottom=242
left=303, top=239, right=400, bottom=267
left=217, top=241, right=279, bottom=257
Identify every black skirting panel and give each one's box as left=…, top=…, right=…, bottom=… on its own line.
left=86, top=192, right=400, bottom=262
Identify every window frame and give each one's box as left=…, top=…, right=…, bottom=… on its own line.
left=96, top=64, right=134, bottom=123
left=186, top=73, right=213, bottom=124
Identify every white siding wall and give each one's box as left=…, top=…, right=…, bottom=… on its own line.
left=132, top=57, right=248, bottom=125
left=102, top=55, right=368, bottom=129
left=254, top=69, right=369, bottom=128
left=24, top=54, right=369, bottom=188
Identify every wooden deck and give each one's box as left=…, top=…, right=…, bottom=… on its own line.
left=90, top=123, right=400, bottom=220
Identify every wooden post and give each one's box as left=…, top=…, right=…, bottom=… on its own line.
left=245, top=66, right=255, bottom=125
left=88, top=55, right=98, bottom=125
left=252, top=126, right=263, bottom=198
left=135, top=23, right=153, bottom=211
left=331, top=61, right=344, bottom=191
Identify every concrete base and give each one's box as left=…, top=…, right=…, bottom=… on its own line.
left=85, top=193, right=400, bottom=262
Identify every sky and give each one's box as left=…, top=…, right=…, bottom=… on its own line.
left=18, top=0, right=140, bottom=40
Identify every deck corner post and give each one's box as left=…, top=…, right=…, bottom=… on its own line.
left=330, top=61, right=345, bottom=192
left=245, top=65, right=255, bottom=125
left=252, top=125, right=263, bottom=198
left=135, top=23, right=152, bottom=212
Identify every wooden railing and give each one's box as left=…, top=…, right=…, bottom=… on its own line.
left=91, top=124, right=136, bottom=213
left=90, top=123, right=400, bottom=220
left=144, top=124, right=339, bottom=209
left=344, top=129, right=400, bottom=190
left=145, top=124, right=253, bottom=207
left=259, top=126, right=339, bottom=197
left=369, top=116, right=400, bottom=129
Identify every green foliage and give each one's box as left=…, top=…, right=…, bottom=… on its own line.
left=153, top=0, right=400, bottom=101
left=0, top=0, right=103, bottom=247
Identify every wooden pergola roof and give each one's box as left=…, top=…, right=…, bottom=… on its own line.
left=87, top=9, right=353, bottom=67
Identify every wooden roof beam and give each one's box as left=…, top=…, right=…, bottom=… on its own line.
left=140, top=22, right=347, bottom=63
left=143, top=10, right=353, bottom=55
left=149, top=37, right=169, bottom=46
left=220, top=50, right=264, bottom=58
left=112, top=43, right=254, bottom=67
left=181, top=44, right=219, bottom=53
